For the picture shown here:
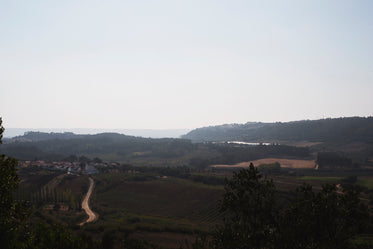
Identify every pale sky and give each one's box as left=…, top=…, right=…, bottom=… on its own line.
left=1, top=0, right=372, bottom=129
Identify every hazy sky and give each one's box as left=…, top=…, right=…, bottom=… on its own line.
left=1, top=0, right=372, bottom=129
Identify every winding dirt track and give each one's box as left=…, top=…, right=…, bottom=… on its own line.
left=79, top=177, right=97, bottom=226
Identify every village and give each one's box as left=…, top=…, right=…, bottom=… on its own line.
left=18, top=160, right=120, bottom=175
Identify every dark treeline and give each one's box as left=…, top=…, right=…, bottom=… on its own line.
left=316, top=151, right=354, bottom=169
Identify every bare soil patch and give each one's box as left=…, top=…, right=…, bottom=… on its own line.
left=212, top=158, right=316, bottom=169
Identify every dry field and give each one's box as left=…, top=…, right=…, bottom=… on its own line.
left=212, top=158, right=316, bottom=169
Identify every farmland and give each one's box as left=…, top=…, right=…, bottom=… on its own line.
left=15, top=159, right=373, bottom=248
left=212, top=157, right=316, bottom=169
left=16, top=167, right=225, bottom=248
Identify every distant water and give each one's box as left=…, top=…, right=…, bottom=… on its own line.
left=3, top=128, right=191, bottom=139
left=213, top=141, right=273, bottom=146
left=227, top=141, right=272, bottom=146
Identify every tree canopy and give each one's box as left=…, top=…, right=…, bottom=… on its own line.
left=0, top=118, right=31, bottom=248
left=0, top=118, right=4, bottom=143
left=214, top=163, right=277, bottom=249
left=212, top=165, right=370, bottom=249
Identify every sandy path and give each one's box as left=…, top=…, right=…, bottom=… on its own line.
left=79, top=177, right=97, bottom=226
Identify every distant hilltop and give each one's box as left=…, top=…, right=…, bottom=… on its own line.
left=2, top=117, right=373, bottom=168
left=3, top=128, right=191, bottom=139
left=11, top=131, right=81, bottom=142
left=182, top=117, right=373, bottom=144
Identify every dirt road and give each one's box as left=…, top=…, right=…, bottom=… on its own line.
left=79, top=177, right=97, bottom=226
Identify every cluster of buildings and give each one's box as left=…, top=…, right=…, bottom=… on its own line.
left=18, top=160, right=111, bottom=175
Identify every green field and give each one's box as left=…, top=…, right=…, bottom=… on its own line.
left=298, top=176, right=342, bottom=182
left=91, top=174, right=224, bottom=232
left=16, top=168, right=227, bottom=248
left=357, top=178, right=373, bottom=189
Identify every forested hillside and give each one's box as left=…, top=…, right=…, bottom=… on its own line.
left=1, top=132, right=194, bottom=162
left=182, top=117, right=373, bottom=144
left=3, top=117, right=373, bottom=168
left=0, top=132, right=310, bottom=167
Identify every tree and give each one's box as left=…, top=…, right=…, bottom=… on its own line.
left=278, top=184, right=369, bottom=249
left=0, top=118, right=4, bottom=143
left=29, top=223, right=91, bottom=249
left=213, top=164, right=370, bottom=249
left=213, top=163, right=277, bottom=249
left=0, top=118, right=31, bottom=248
left=93, top=157, right=103, bottom=164
left=63, top=154, right=78, bottom=162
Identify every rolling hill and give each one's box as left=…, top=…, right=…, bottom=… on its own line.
left=182, top=117, right=373, bottom=145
